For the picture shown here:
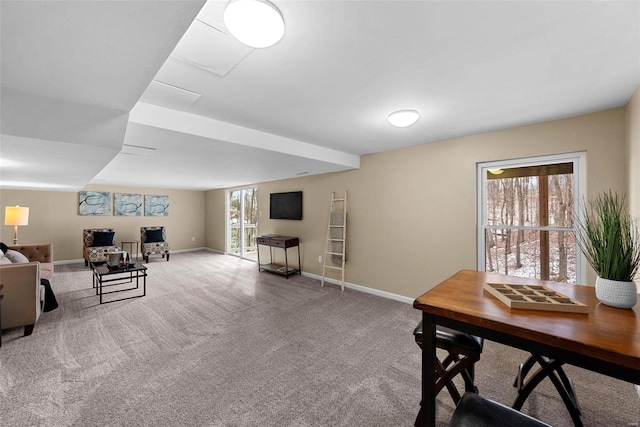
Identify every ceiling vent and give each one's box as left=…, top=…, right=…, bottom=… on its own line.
left=171, top=15, right=253, bottom=77
left=121, top=144, right=157, bottom=156
left=139, top=80, right=201, bottom=111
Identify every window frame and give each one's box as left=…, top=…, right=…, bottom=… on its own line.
left=476, top=152, right=587, bottom=284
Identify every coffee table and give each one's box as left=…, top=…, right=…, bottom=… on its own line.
left=91, top=262, right=147, bottom=304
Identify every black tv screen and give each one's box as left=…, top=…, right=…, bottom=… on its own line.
left=270, top=191, right=302, bottom=220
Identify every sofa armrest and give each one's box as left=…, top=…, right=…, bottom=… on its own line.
left=0, top=262, right=42, bottom=330
left=8, top=243, right=53, bottom=263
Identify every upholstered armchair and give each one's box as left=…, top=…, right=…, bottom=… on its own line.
left=140, top=226, right=170, bottom=263
left=83, top=228, right=120, bottom=266
left=0, top=263, right=44, bottom=337
left=0, top=243, right=54, bottom=337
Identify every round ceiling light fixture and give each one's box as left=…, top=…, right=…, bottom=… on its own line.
left=387, top=109, right=420, bottom=128
left=224, top=0, right=285, bottom=48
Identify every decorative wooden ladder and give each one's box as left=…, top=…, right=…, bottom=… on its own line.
left=321, top=191, right=347, bottom=291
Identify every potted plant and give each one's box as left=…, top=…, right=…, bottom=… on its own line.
left=574, top=191, right=640, bottom=308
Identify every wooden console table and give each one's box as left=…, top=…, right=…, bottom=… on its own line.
left=256, top=235, right=301, bottom=279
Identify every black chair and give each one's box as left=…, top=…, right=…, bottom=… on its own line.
left=513, top=354, right=582, bottom=425
left=449, top=392, right=551, bottom=427
left=413, top=320, right=484, bottom=425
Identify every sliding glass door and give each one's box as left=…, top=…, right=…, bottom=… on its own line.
left=227, top=187, right=258, bottom=260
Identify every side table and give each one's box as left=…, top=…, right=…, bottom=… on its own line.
left=121, top=240, right=139, bottom=261
left=256, top=235, right=301, bottom=279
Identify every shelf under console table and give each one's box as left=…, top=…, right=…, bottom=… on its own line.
left=256, top=235, right=301, bottom=279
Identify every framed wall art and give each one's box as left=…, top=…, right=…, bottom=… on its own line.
left=144, top=194, right=169, bottom=217
left=114, top=193, right=142, bottom=216
left=78, top=191, right=111, bottom=216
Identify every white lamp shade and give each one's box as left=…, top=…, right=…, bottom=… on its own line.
left=5, top=206, right=29, bottom=226
left=224, top=0, right=285, bottom=48
left=388, top=109, right=420, bottom=128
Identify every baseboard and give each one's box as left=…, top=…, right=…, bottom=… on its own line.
left=202, top=247, right=225, bottom=254
left=301, top=271, right=414, bottom=305
left=54, top=258, right=86, bottom=265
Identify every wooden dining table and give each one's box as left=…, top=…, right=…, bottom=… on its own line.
left=413, top=269, right=640, bottom=427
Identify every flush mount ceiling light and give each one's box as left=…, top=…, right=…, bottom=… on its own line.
left=388, top=109, right=420, bottom=128
left=224, top=0, right=285, bottom=48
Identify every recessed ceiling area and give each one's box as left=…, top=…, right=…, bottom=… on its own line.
left=91, top=102, right=359, bottom=191
left=1, top=1, right=638, bottom=191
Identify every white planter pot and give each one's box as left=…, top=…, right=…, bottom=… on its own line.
left=595, top=277, right=638, bottom=309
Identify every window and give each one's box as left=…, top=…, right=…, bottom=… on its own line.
left=477, top=153, right=585, bottom=283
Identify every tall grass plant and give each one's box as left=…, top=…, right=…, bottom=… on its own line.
left=574, top=191, right=640, bottom=282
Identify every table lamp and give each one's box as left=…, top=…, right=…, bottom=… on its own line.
left=4, top=205, right=29, bottom=244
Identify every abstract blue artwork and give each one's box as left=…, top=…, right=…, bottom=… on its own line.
left=144, top=195, right=169, bottom=217
left=114, top=193, right=142, bottom=216
left=78, top=191, right=111, bottom=216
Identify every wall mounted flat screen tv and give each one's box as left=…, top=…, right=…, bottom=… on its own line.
left=270, top=191, right=302, bottom=220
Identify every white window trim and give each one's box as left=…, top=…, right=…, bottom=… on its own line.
left=476, top=152, right=586, bottom=283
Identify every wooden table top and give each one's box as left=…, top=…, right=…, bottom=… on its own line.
left=414, top=269, right=640, bottom=374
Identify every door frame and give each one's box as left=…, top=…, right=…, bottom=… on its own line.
left=226, top=185, right=258, bottom=259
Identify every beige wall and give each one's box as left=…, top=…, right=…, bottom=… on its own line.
left=0, top=185, right=205, bottom=261
left=206, top=108, right=627, bottom=298
left=627, top=86, right=640, bottom=222
left=626, top=86, right=640, bottom=285
left=204, top=188, right=226, bottom=252
left=2, top=108, right=630, bottom=298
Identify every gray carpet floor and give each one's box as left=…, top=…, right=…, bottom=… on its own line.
left=0, top=251, right=638, bottom=426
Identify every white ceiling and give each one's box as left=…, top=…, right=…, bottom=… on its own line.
left=1, top=0, right=639, bottom=192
